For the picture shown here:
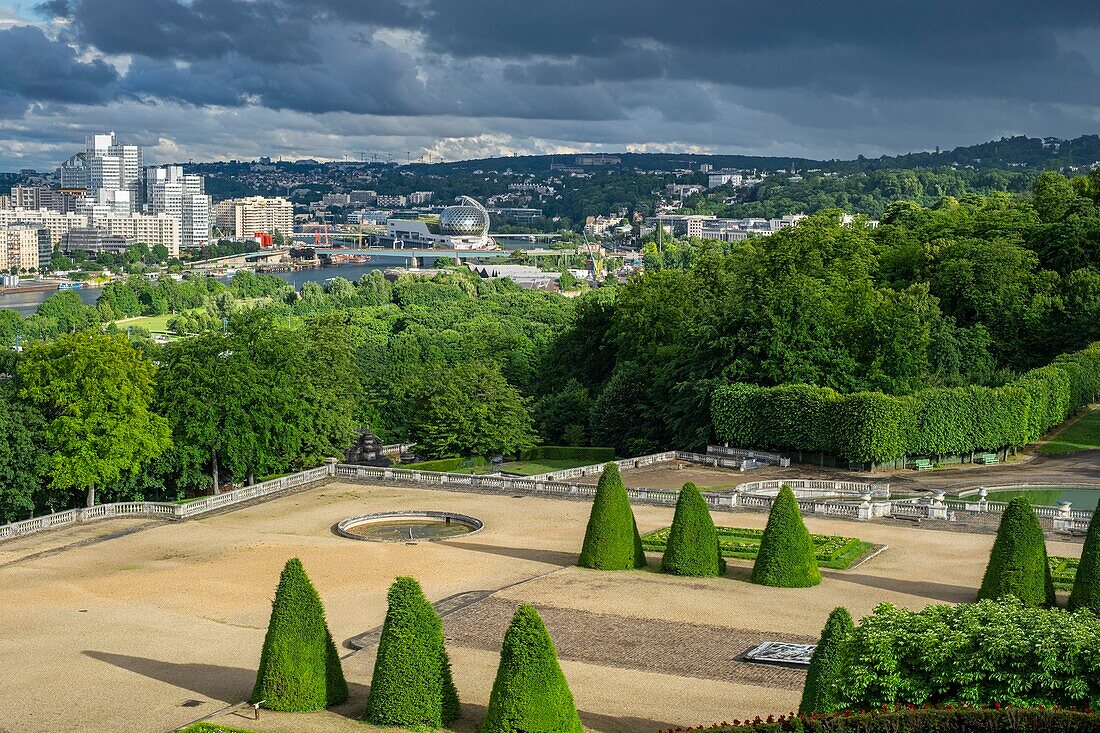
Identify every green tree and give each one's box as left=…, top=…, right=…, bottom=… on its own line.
left=578, top=463, right=646, bottom=570
left=799, top=606, right=854, bottom=714
left=252, top=558, right=347, bottom=711
left=660, top=482, right=726, bottom=577
left=155, top=334, right=230, bottom=494
left=1032, top=171, right=1078, bottom=223
left=409, top=361, right=537, bottom=459
left=296, top=315, right=360, bottom=466
left=0, top=389, right=48, bottom=522
left=364, top=576, right=460, bottom=728
left=751, top=486, right=822, bottom=587
left=1069, top=509, right=1100, bottom=613
left=35, top=291, right=98, bottom=334
left=481, top=605, right=583, bottom=733
left=978, top=497, right=1055, bottom=607
left=19, top=333, right=171, bottom=507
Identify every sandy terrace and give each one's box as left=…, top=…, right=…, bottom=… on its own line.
left=0, top=480, right=1082, bottom=733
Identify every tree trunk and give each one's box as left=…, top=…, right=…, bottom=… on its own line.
left=247, top=470, right=255, bottom=486
left=86, top=486, right=95, bottom=508
left=211, top=449, right=220, bottom=495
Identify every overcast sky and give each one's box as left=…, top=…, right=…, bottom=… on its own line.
left=2, top=0, right=1100, bottom=170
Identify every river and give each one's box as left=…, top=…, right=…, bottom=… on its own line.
left=0, top=263, right=392, bottom=316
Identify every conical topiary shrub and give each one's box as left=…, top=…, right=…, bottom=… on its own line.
left=799, top=606, right=854, bottom=715
left=661, top=482, right=726, bottom=577
left=751, top=485, right=821, bottom=587
left=252, top=558, right=348, bottom=711
left=1070, top=509, right=1100, bottom=612
left=364, top=576, right=461, bottom=728
left=481, top=605, right=583, bottom=733
left=578, top=462, right=646, bottom=570
left=978, top=497, right=1056, bottom=607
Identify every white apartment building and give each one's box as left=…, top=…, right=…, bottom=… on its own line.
left=0, top=208, right=89, bottom=245
left=708, top=170, right=744, bottom=188
left=146, top=166, right=211, bottom=249
left=92, top=213, right=181, bottom=258
left=1, top=225, right=51, bottom=272
left=213, top=196, right=294, bottom=238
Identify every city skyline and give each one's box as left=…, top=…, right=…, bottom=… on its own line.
left=0, top=0, right=1098, bottom=170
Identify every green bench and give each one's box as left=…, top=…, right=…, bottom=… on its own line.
left=978, top=452, right=999, bottom=465
left=912, top=458, right=933, bottom=471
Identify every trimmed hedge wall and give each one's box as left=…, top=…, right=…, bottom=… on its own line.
left=694, top=707, right=1100, bottom=732
left=712, top=343, right=1100, bottom=463
left=519, top=446, right=615, bottom=462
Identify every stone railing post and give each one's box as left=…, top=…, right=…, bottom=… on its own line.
left=977, top=487, right=988, bottom=511
left=928, top=490, right=948, bottom=520
left=857, top=491, right=873, bottom=520
left=1053, top=500, right=1074, bottom=532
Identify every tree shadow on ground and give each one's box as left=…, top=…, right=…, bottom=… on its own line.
left=86, top=651, right=681, bottom=732
left=443, top=540, right=579, bottom=567
left=448, top=701, right=679, bottom=733
left=81, top=650, right=369, bottom=714
left=821, top=570, right=976, bottom=603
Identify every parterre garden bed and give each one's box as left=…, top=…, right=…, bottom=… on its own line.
left=642, top=526, right=875, bottom=569
left=1050, top=556, right=1079, bottom=590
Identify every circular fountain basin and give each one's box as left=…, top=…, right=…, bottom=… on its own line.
left=336, top=511, right=483, bottom=542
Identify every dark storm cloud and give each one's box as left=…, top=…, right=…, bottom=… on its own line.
left=4, top=0, right=1100, bottom=167
left=0, top=24, right=117, bottom=109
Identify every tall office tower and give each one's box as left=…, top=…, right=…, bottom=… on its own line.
left=145, top=165, right=212, bottom=249
left=84, top=132, right=143, bottom=213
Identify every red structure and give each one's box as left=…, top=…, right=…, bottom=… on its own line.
left=254, top=232, right=274, bottom=247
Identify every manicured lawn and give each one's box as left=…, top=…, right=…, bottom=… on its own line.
left=641, top=525, right=875, bottom=570
left=180, top=724, right=256, bottom=733
left=114, top=312, right=176, bottom=333
left=1040, top=408, right=1100, bottom=455
left=449, top=458, right=601, bottom=476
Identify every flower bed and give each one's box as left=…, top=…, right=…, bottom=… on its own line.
left=1050, top=556, right=1079, bottom=590
left=641, top=526, right=873, bottom=570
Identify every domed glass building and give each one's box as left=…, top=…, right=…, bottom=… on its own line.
left=440, top=196, right=490, bottom=237
left=385, top=195, right=494, bottom=250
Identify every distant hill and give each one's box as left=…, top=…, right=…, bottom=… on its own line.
left=408, top=134, right=1100, bottom=175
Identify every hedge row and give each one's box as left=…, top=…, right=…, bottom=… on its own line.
left=694, top=707, right=1100, bottom=732
left=835, top=599, right=1100, bottom=710
left=519, top=445, right=615, bottom=462
left=712, top=343, right=1100, bottom=462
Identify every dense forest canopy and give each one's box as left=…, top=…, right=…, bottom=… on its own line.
left=2, top=168, right=1100, bottom=518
